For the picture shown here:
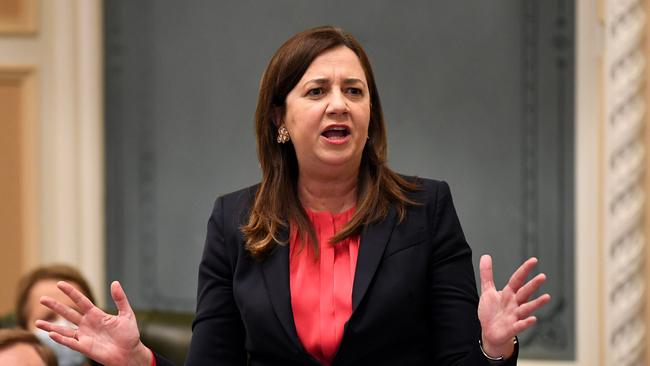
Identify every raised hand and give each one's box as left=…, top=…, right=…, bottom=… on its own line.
left=35, top=281, right=153, bottom=366
left=478, top=255, right=551, bottom=359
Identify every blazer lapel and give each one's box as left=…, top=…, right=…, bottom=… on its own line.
left=260, top=210, right=398, bottom=358
left=260, top=229, right=303, bottom=352
left=352, top=206, right=397, bottom=310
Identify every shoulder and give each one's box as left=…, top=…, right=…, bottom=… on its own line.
left=209, top=183, right=260, bottom=226
left=218, top=183, right=259, bottom=208
left=397, top=175, right=462, bottom=231
left=202, top=184, right=260, bottom=262
left=399, top=175, right=454, bottom=205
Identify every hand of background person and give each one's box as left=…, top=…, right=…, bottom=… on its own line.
left=477, top=255, right=551, bottom=359
left=35, top=281, right=153, bottom=366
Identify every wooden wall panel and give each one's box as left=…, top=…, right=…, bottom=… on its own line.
left=0, top=67, right=37, bottom=314
left=0, top=0, right=37, bottom=35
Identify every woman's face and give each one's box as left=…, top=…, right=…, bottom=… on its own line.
left=25, top=279, right=82, bottom=331
left=282, top=46, right=370, bottom=175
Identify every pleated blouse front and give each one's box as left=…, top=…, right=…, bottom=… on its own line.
left=289, top=207, right=360, bottom=366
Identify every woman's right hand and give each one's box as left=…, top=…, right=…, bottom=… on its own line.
left=35, top=280, right=153, bottom=366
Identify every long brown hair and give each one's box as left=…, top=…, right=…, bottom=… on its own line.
left=242, top=26, right=418, bottom=259
left=0, top=329, right=58, bottom=366
left=15, top=264, right=95, bottom=329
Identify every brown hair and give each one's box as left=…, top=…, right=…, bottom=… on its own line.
left=15, top=264, right=95, bottom=329
left=0, top=328, right=58, bottom=366
left=242, top=26, right=418, bottom=259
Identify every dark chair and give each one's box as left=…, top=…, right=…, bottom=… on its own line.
left=136, top=310, right=193, bottom=366
left=0, top=312, right=16, bottom=328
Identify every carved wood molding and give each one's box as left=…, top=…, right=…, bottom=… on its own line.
left=603, top=0, right=647, bottom=364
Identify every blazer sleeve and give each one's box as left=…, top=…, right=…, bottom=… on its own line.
left=184, top=196, right=248, bottom=365
left=428, top=181, right=518, bottom=366
left=153, top=353, right=176, bottom=366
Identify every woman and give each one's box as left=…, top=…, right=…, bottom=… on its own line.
left=16, top=264, right=95, bottom=366
left=35, top=26, right=550, bottom=366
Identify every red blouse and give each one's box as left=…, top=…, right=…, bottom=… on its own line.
left=289, top=207, right=360, bottom=366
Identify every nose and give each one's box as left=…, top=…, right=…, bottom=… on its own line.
left=325, top=89, right=349, bottom=116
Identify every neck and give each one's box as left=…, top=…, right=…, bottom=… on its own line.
left=298, top=168, right=358, bottom=213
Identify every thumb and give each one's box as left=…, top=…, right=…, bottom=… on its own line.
left=479, top=254, right=496, bottom=294
left=111, top=281, right=134, bottom=317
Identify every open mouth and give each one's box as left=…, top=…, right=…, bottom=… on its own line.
left=321, top=126, right=350, bottom=140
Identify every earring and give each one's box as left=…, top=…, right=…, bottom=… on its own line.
left=277, top=125, right=290, bottom=143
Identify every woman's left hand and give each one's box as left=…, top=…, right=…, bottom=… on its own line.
left=477, top=255, right=551, bottom=359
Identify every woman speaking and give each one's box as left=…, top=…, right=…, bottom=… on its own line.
left=36, top=26, right=550, bottom=366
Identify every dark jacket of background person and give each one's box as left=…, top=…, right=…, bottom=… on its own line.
left=155, top=178, right=519, bottom=366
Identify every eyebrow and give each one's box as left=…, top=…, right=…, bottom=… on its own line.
left=303, top=78, right=366, bottom=87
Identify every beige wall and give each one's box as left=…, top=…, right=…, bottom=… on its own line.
left=0, top=0, right=105, bottom=310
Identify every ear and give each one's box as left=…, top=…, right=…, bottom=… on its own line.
left=272, top=107, right=284, bottom=128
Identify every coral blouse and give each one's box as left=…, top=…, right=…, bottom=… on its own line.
left=289, top=207, right=360, bottom=366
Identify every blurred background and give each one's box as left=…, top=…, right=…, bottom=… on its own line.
left=0, top=0, right=646, bottom=365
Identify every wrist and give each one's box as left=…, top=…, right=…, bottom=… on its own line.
left=125, top=341, right=153, bottom=366
left=480, top=336, right=516, bottom=361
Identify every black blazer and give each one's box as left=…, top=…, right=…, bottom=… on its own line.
left=156, top=178, right=518, bottom=366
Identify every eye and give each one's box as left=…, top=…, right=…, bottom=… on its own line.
left=346, top=87, right=363, bottom=97
left=306, top=88, right=325, bottom=97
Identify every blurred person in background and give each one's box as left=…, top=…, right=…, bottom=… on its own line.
left=0, top=328, right=58, bottom=366
left=15, top=264, right=94, bottom=366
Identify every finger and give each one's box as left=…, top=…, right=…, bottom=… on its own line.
left=512, top=316, right=537, bottom=334
left=111, top=281, right=134, bottom=317
left=48, top=331, right=85, bottom=354
left=57, top=281, right=95, bottom=314
left=517, top=293, right=551, bottom=319
left=479, top=255, right=495, bottom=293
left=35, top=319, right=77, bottom=339
left=515, top=273, right=547, bottom=304
left=506, top=257, right=538, bottom=293
left=40, top=295, right=82, bottom=325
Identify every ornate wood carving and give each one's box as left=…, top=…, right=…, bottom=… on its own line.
left=603, top=0, right=647, bottom=364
